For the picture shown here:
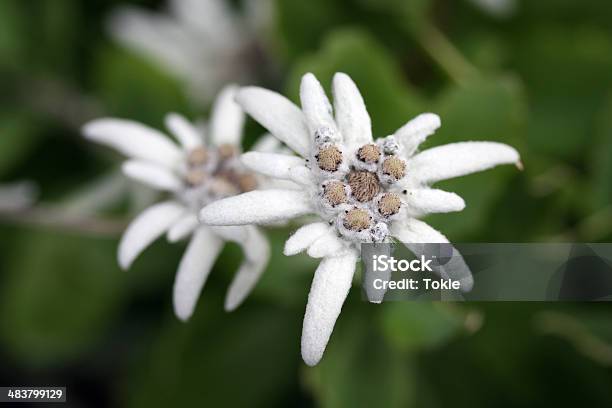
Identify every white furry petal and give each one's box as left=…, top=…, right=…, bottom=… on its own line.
left=301, top=250, right=358, bottom=366
left=167, top=213, right=199, bottom=242
left=209, top=85, right=245, bottom=147
left=83, top=118, right=182, bottom=168
left=118, top=201, right=185, bottom=269
left=236, top=87, right=310, bottom=157
left=122, top=160, right=183, bottom=192
left=391, top=219, right=473, bottom=291
left=199, top=189, right=312, bottom=226
left=170, top=0, right=238, bottom=42
left=391, top=217, right=449, bottom=243
left=165, top=113, right=203, bottom=150
left=225, top=226, right=270, bottom=311
left=300, top=73, right=337, bottom=133
left=332, top=73, right=372, bottom=146
left=407, top=141, right=520, bottom=185
left=209, top=225, right=249, bottom=242
left=403, top=188, right=466, bottom=217
left=241, top=152, right=305, bottom=180
left=287, top=165, right=313, bottom=186
left=284, top=222, right=331, bottom=256
left=108, top=7, right=193, bottom=80
left=251, top=133, right=283, bottom=153
left=307, top=231, right=346, bottom=259
left=394, top=113, right=441, bottom=156
left=173, top=226, right=224, bottom=321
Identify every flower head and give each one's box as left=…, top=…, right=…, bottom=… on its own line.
left=108, top=0, right=274, bottom=105
left=83, top=86, right=276, bottom=319
left=199, top=73, right=521, bottom=366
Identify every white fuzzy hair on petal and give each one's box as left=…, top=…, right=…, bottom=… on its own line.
left=402, top=188, right=466, bottom=217
left=173, top=226, right=224, bottom=321
left=241, top=152, right=305, bottom=180
left=167, top=213, right=199, bottom=242
left=251, top=133, right=282, bottom=153
left=284, top=222, right=332, bottom=256
left=122, top=160, right=183, bottom=192
left=300, top=73, right=337, bottom=134
left=165, top=113, right=203, bottom=150
left=83, top=118, right=183, bottom=168
left=301, top=249, right=358, bottom=366
left=118, top=200, right=185, bottom=269
left=391, top=219, right=473, bottom=291
left=332, top=72, right=372, bottom=147
left=209, top=85, right=245, bottom=147
left=406, top=141, right=520, bottom=186
left=394, top=113, right=441, bottom=156
left=199, top=189, right=312, bottom=226
left=224, top=226, right=270, bottom=311
left=306, top=232, right=346, bottom=259
left=236, top=87, right=310, bottom=157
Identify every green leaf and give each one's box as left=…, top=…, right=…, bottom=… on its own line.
left=590, top=96, right=612, bottom=210
left=32, top=0, right=79, bottom=73
left=378, top=303, right=474, bottom=353
left=513, top=25, right=612, bottom=159
left=274, top=0, right=345, bottom=60
left=0, top=0, right=26, bottom=70
left=425, top=75, right=528, bottom=239
left=535, top=309, right=612, bottom=366
left=275, top=0, right=431, bottom=62
left=94, top=46, right=191, bottom=129
left=357, top=0, right=432, bottom=32
left=0, top=230, right=126, bottom=366
left=0, top=112, right=41, bottom=178
left=127, top=299, right=301, bottom=408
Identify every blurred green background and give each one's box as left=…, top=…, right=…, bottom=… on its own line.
left=1, top=0, right=612, bottom=406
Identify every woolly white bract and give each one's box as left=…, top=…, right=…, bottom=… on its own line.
left=108, top=0, right=273, bottom=105
left=199, top=72, right=521, bottom=366
left=82, top=86, right=276, bottom=320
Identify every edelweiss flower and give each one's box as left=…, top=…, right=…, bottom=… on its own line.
left=108, top=0, right=273, bottom=105
left=83, top=86, right=274, bottom=320
left=199, top=73, right=521, bottom=365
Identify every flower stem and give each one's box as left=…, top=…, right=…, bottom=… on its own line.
left=416, top=23, right=479, bottom=86
left=0, top=205, right=127, bottom=236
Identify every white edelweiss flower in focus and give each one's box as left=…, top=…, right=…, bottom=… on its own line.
left=199, top=72, right=522, bottom=366
left=108, top=0, right=274, bottom=105
left=82, top=86, right=278, bottom=319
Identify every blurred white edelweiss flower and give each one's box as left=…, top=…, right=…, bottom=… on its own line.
left=199, top=73, right=522, bottom=366
left=0, top=181, right=38, bottom=211
left=82, top=86, right=275, bottom=320
left=108, top=0, right=273, bottom=105
left=467, top=0, right=517, bottom=18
